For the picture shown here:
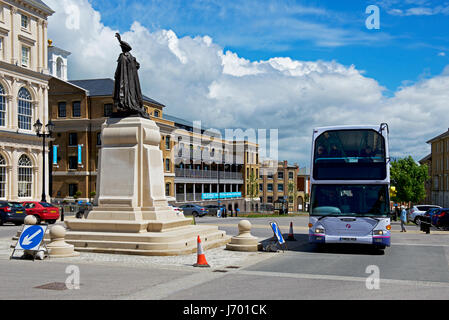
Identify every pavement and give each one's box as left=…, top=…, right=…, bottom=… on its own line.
left=1, top=215, right=449, bottom=304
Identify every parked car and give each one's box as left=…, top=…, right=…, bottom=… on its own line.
left=21, top=201, right=60, bottom=224
left=169, top=204, right=184, bottom=215
left=409, top=205, right=441, bottom=225
left=431, top=208, right=449, bottom=229
left=179, top=204, right=208, bottom=217
left=0, top=201, right=27, bottom=226
left=204, top=205, right=225, bottom=216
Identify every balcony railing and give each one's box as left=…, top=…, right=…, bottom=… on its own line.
left=175, top=168, right=243, bottom=180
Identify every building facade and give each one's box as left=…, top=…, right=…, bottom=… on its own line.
left=0, top=0, right=53, bottom=201
left=426, top=129, right=449, bottom=207
left=418, top=153, right=432, bottom=205
left=259, top=160, right=302, bottom=212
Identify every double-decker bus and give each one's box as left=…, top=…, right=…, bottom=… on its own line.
left=308, top=124, right=391, bottom=250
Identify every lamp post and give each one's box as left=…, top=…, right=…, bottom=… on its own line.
left=34, top=119, right=55, bottom=202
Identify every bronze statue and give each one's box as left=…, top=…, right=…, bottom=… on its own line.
left=113, top=33, right=149, bottom=119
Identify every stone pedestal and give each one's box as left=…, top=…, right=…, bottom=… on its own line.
left=47, top=225, right=80, bottom=258
left=226, top=220, right=262, bottom=252
left=64, top=117, right=230, bottom=255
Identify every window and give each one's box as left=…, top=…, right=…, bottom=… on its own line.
left=68, top=133, right=78, bottom=146
left=267, top=183, right=273, bottom=192
left=165, top=136, right=171, bottom=150
left=68, top=156, right=78, bottom=170
left=18, top=88, right=32, bottom=130
left=72, top=101, right=81, bottom=117
left=267, top=196, right=273, bottom=203
left=154, top=110, right=160, bottom=118
left=0, top=37, right=4, bottom=60
left=97, top=132, right=101, bottom=145
left=278, top=184, right=284, bottom=192
left=278, top=172, right=284, bottom=179
left=21, top=46, right=30, bottom=67
left=289, top=172, right=294, bottom=180
left=0, top=84, right=6, bottom=127
left=165, top=183, right=171, bottom=197
left=21, top=14, right=29, bottom=29
left=69, top=184, right=78, bottom=197
left=18, top=155, right=32, bottom=198
left=56, top=57, right=63, bottom=78
left=259, top=184, right=263, bottom=192
left=165, top=159, right=171, bottom=172
left=0, top=154, right=6, bottom=198
left=104, top=104, right=113, bottom=117
left=58, top=102, right=66, bottom=118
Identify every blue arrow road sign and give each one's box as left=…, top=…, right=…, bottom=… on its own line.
left=270, top=222, right=285, bottom=245
left=17, top=225, right=46, bottom=251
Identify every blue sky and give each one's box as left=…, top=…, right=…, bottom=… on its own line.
left=87, top=0, right=449, bottom=93
left=46, top=0, right=449, bottom=166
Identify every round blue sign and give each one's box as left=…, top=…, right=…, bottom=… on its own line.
left=19, top=225, right=45, bottom=250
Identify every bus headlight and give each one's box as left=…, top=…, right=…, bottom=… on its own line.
left=373, top=230, right=384, bottom=235
left=315, top=228, right=325, bottom=234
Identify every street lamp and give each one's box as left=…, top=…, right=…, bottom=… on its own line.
left=34, top=119, right=55, bottom=202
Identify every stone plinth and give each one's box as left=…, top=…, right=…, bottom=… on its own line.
left=226, top=220, right=262, bottom=252
left=64, top=116, right=230, bottom=255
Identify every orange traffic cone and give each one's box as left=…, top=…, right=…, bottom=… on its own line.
left=193, top=235, right=210, bottom=267
left=287, top=222, right=296, bottom=241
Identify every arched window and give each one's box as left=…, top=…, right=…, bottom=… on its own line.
left=0, top=154, right=6, bottom=198
left=18, top=155, right=32, bottom=198
left=165, top=183, right=171, bottom=197
left=0, top=84, right=6, bottom=127
left=56, top=57, right=63, bottom=79
left=18, top=88, right=32, bottom=130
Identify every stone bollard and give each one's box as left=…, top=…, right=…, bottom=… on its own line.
left=24, top=215, right=37, bottom=226
left=226, top=220, right=262, bottom=252
left=47, top=225, right=80, bottom=258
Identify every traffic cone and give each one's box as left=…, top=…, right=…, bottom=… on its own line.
left=287, top=222, right=296, bottom=241
left=193, top=235, right=210, bottom=267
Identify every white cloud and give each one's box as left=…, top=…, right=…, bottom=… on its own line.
left=46, top=0, right=448, bottom=166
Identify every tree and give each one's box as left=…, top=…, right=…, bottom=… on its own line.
left=246, top=171, right=259, bottom=212
left=390, top=156, right=429, bottom=204
left=288, top=181, right=299, bottom=212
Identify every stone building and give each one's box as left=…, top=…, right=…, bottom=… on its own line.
left=425, top=129, right=449, bottom=207
left=0, top=0, right=53, bottom=201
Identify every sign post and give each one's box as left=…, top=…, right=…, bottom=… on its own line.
left=269, top=221, right=287, bottom=252
left=11, top=225, right=48, bottom=260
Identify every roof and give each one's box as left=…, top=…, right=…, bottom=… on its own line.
left=163, top=114, right=195, bottom=128
left=419, top=153, right=432, bottom=164
left=68, top=79, right=165, bottom=107
left=426, top=129, right=449, bottom=144
left=27, top=0, right=54, bottom=15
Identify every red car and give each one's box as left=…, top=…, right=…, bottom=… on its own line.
left=21, top=201, right=60, bottom=224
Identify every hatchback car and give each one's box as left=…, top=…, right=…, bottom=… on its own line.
left=409, top=205, right=441, bottom=225
left=431, top=208, right=449, bottom=229
left=0, top=201, right=27, bottom=226
left=179, top=204, right=208, bottom=217
left=21, top=201, right=60, bottom=224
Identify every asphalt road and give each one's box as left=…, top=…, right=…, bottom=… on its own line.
left=0, top=215, right=449, bottom=303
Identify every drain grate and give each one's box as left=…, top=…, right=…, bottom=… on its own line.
left=34, top=282, right=68, bottom=291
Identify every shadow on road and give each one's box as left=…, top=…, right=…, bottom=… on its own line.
left=260, top=234, right=385, bottom=256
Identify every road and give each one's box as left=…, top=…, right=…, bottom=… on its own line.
left=0, top=215, right=449, bottom=304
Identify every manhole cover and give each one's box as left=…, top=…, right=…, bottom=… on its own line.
left=34, top=282, right=68, bottom=291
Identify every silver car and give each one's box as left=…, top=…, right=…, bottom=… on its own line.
left=409, top=205, right=441, bottom=225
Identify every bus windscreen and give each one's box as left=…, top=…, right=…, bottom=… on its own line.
left=311, top=184, right=390, bottom=217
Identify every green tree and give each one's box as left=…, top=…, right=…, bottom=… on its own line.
left=246, top=171, right=260, bottom=212
left=390, top=156, right=429, bottom=204
left=288, top=181, right=299, bottom=212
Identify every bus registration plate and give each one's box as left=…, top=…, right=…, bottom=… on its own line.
left=340, top=237, right=357, bottom=241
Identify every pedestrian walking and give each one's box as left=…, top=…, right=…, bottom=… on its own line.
left=236, top=208, right=240, bottom=217
left=400, top=206, right=407, bottom=232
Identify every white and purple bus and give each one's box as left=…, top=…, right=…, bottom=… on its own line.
left=308, top=124, right=391, bottom=250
